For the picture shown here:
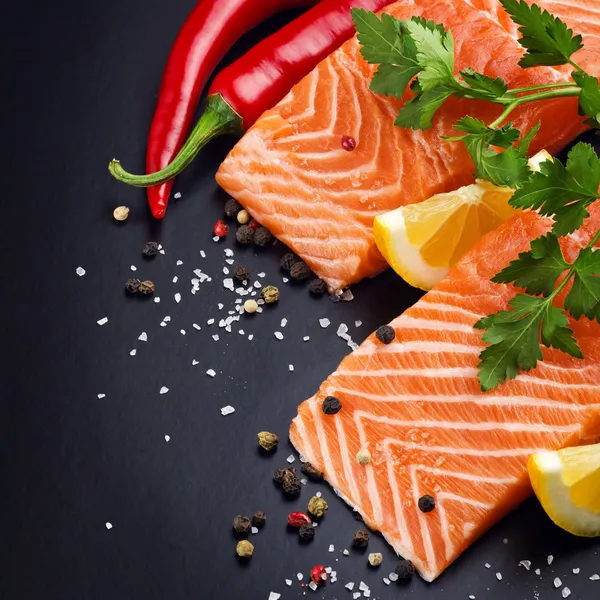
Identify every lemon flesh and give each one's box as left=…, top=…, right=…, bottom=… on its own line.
left=528, top=443, right=600, bottom=537
left=374, top=150, right=552, bottom=291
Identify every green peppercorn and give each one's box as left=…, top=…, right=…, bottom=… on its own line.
left=258, top=431, right=279, bottom=451
left=236, top=540, right=254, bottom=558
left=368, top=552, right=383, bottom=567
left=233, top=515, right=251, bottom=535
left=261, top=285, right=280, bottom=304
left=307, top=496, right=328, bottom=518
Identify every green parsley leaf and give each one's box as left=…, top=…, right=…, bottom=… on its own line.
left=515, top=122, right=541, bottom=156
left=475, top=294, right=580, bottom=391
left=491, top=233, right=568, bottom=296
left=405, top=17, right=455, bottom=92
left=509, top=142, right=600, bottom=235
left=572, top=71, right=600, bottom=128
left=370, top=62, right=421, bottom=99
left=564, top=247, right=600, bottom=322
left=454, top=117, right=520, bottom=148
left=500, top=0, right=583, bottom=67
left=395, top=86, right=453, bottom=130
left=459, top=68, right=509, bottom=101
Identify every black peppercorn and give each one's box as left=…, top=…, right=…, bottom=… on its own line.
left=252, top=511, right=266, bottom=528
left=234, top=266, right=250, bottom=282
left=299, top=523, right=315, bottom=541
left=125, top=278, right=141, bottom=294
left=253, top=227, right=273, bottom=247
left=352, top=529, right=370, bottom=548
left=143, top=241, right=158, bottom=257
left=281, top=472, right=302, bottom=496
left=322, top=396, right=342, bottom=415
left=280, top=253, right=298, bottom=271
left=233, top=515, right=252, bottom=535
left=301, top=462, right=324, bottom=482
left=290, top=261, right=312, bottom=280
left=139, top=280, right=155, bottom=295
left=418, top=495, right=436, bottom=513
left=224, top=198, right=242, bottom=218
left=376, top=325, right=396, bottom=344
left=395, top=559, right=415, bottom=583
left=273, top=466, right=296, bottom=485
left=236, top=225, right=254, bottom=244
left=309, top=278, right=327, bottom=295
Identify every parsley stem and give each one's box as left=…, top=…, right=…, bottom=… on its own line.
left=567, top=57, right=585, bottom=74
left=506, top=82, right=575, bottom=95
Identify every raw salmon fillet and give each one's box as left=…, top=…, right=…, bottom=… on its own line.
left=217, top=0, right=600, bottom=291
left=290, top=205, right=600, bottom=582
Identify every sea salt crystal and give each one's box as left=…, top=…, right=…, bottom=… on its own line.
left=226, top=258, right=234, bottom=265
left=319, top=318, right=330, bottom=328
left=548, top=555, right=554, bottom=565
left=248, top=334, right=254, bottom=341
left=590, top=574, right=600, bottom=581
left=76, top=266, right=86, bottom=276
left=554, top=578, right=562, bottom=588
left=300, top=478, right=307, bottom=485
left=223, top=267, right=229, bottom=275
left=274, top=331, right=284, bottom=340
left=174, top=293, right=181, bottom=303
left=285, top=579, right=292, bottom=587
left=223, top=278, right=234, bottom=291
left=496, top=573, right=502, bottom=581
left=353, top=593, right=361, bottom=600
left=218, top=303, right=224, bottom=310
left=562, top=588, right=571, bottom=598
left=329, top=545, right=335, bottom=552
left=363, top=591, right=371, bottom=597
left=212, top=334, right=219, bottom=341
left=286, top=454, right=295, bottom=464
left=535, top=569, right=541, bottom=575
left=253, top=281, right=262, bottom=289
left=388, top=573, right=398, bottom=582
left=193, top=323, right=201, bottom=330
left=573, top=568, right=580, bottom=574
left=159, top=249, right=165, bottom=254
left=282, top=277, right=289, bottom=283
left=97, top=317, right=108, bottom=326
left=258, top=272, right=265, bottom=278
left=164, top=435, right=170, bottom=442
left=268, top=593, right=281, bottom=600
left=172, top=276, right=178, bottom=283
left=503, top=538, right=508, bottom=544
left=289, top=365, right=294, bottom=372
left=200, top=250, right=206, bottom=258
left=303, top=336, right=310, bottom=342
left=174, top=192, right=181, bottom=199
left=345, top=583, right=355, bottom=591
left=138, top=332, right=148, bottom=342
left=97, top=393, right=105, bottom=399
left=221, top=405, right=235, bottom=416
left=519, top=561, right=531, bottom=571
left=239, top=329, right=245, bottom=335
left=206, top=369, right=216, bottom=377
left=105, top=522, right=112, bottom=529
left=308, top=582, right=318, bottom=591
left=316, top=492, right=322, bottom=497
left=251, top=527, right=258, bottom=534
left=485, top=563, right=491, bottom=569
left=297, top=573, right=303, bottom=581
left=280, top=318, right=287, bottom=327
left=355, top=320, right=362, bottom=327
left=192, top=360, right=199, bottom=366
left=359, top=582, right=368, bottom=591
left=383, top=577, right=390, bottom=585
left=130, top=349, right=136, bottom=356
left=207, top=319, right=215, bottom=325
left=469, top=596, right=475, bottom=600
left=160, top=322, right=167, bottom=327
left=159, top=386, right=169, bottom=395
left=213, top=236, right=220, bottom=242
left=130, top=265, right=137, bottom=271
left=154, top=297, right=160, bottom=303
left=343, top=549, right=350, bottom=556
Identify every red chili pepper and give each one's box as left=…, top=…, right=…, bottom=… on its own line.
left=288, top=511, right=312, bottom=528
left=310, top=565, right=328, bottom=585
left=144, top=0, right=320, bottom=219
left=213, top=220, right=230, bottom=237
left=109, top=0, right=393, bottom=196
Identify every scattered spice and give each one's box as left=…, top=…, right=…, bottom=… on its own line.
left=368, top=553, right=383, bottom=567
left=236, top=540, right=254, bottom=558
left=244, top=299, right=258, bottom=314
left=395, top=560, right=415, bottom=583
left=139, top=280, right=155, bottom=295
left=352, top=529, right=370, bottom=548
left=253, top=227, right=273, bottom=247
left=236, top=225, right=254, bottom=244
left=214, top=220, right=229, bottom=237
left=281, top=471, right=302, bottom=496
left=309, top=278, right=327, bottom=294
left=280, top=253, right=298, bottom=271
left=125, top=278, right=141, bottom=294
left=252, top=511, right=266, bottom=528
left=356, top=448, right=371, bottom=465
left=247, top=219, right=260, bottom=231
left=299, top=523, right=315, bottom=541
left=310, top=565, right=327, bottom=585
left=322, top=396, right=342, bottom=415
left=258, top=431, right=279, bottom=451
left=237, top=209, right=250, bottom=225
left=307, top=496, right=328, bottom=518
left=376, top=325, right=396, bottom=344
left=301, top=462, right=324, bottom=481
left=290, top=261, right=312, bottom=281
left=418, top=495, right=436, bottom=513
left=341, top=135, right=356, bottom=151
left=224, top=198, right=242, bottom=218
left=288, top=512, right=312, bottom=528
left=261, top=285, right=280, bottom=304
left=143, top=241, right=158, bottom=257
left=233, top=515, right=252, bottom=535
left=234, top=265, right=250, bottom=282
left=273, top=466, right=296, bottom=485
left=113, top=205, right=130, bottom=221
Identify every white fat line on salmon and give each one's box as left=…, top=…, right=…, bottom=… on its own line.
left=353, top=340, right=483, bottom=357
left=412, top=464, right=518, bottom=486
left=329, top=385, right=600, bottom=411
left=394, top=317, right=476, bottom=333
left=334, top=414, right=363, bottom=513
left=288, top=68, right=319, bottom=122
left=411, top=465, right=438, bottom=576
left=426, top=289, right=497, bottom=305
left=354, top=411, right=583, bottom=434
left=414, top=301, right=485, bottom=320
left=309, top=401, right=343, bottom=493
left=515, top=373, right=600, bottom=390
left=385, top=448, right=414, bottom=553
left=290, top=414, right=317, bottom=469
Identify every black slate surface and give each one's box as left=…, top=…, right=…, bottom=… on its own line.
left=2, top=1, right=599, bottom=599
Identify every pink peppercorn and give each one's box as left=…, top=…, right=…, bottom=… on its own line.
left=341, top=135, right=356, bottom=151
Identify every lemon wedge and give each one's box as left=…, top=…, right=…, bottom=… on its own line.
left=373, top=150, right=552, bottom=291
left=528, top=443, right=600, bottom=537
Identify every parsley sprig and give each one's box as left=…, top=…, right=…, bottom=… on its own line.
left=353, top=1, right=600, bottom=391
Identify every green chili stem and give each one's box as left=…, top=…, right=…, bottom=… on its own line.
left=108, top=94, right=243, bottom=187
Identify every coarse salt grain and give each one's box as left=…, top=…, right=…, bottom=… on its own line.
left=519, top=560, right=531, bottom=570
left=174, top=293, right=181, bottom=303
left=76, top=266, right=86, bottom=276
left=562, top=588, right=571, bottom=598
left=359, top=582, right=368, bottom=591
left=282, top=277, right=289, bottom=283
left=303, top=336, right=310, bottom=342
left=573, top=568, right=580, bottom=574
left=383, top=578, right=390, bottom=585
left=130, top=265, right=137, bottom=271
left=548, top=555, right=554, bottom=565
left=154, top=297, right=160, bottom=303
left=289, top=365, right=294, bottom=372
left=159, top=387, right=169, bottom=395
left=207, top=319, right=215, bottom=325
left=308, top=582, right=317, bottom=591
left=285, top=579, right=292, bottom=586
left=355, top=320, right=362, bottom=327
left=297, top=573, right=303, bottom=581
left=248, top=334, right=254, bottom=341
left=316, top=492, right=322, bottom=497
left=496, top=573, right=502, bottom=581
left=364, top=591, right=371, bottom=597
left=535, top=569, right=541, bottom=575
left=172, top=276, right=178, bottom=283
left=193, top=323, right=201, bottom=330
left=286, top=454, right=295, bottom=464
left=280, top=318, right=287, bottom=327
left=223, top=278, right=234, bottom=291
left=164, top=435, right=170, bottom=442
left=200, top=250, right=206, bottom=258
left=212, top=334, right=219, bottom=341
left=160, top=321, right=167, bottom=327
left=105, top=522, right=112, bottom=529
left=590, top=574, right=600, bottom=580
left=329, top=545, right=334, bottom=552
left=485, top=563, right=491, bottom=569
left=251, top=527, right=258, bottom=534
left=174, top=192, right=181, bottom=199
left=274, top=331, right=284, bottom=340
left=192, top=359, right=199, bottom=366
left=388, top=573, right=398, bottom=582
left=268, top=593, right=281, bottom=600
left=343, top=549, right=350, bottom=556
left=319, top=318, right=330, bottom=328
left=97, top=394, right=106, bottom=399
left=97, top=317, right=108, bottom=326
left=138, top=332, right=147, bottom=342
left=159, top=249, right=165, bottom=254
left=554, top=578, right=562, bottom=588
left=130, top=349, right=136, bottom=356
left=220, top=405, right=235, bottom=416
left=206, top=369, right=216, bottom=377
left=213, top=236, right=220, bottom=242
left=300, top=478, right=307, bottom=485
left=253, top=281, right=261, bottom=289
left=353, top=592, right=361, bottom=600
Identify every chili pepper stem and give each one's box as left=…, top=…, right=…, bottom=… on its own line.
left=109, top=94, right=243, bottom=187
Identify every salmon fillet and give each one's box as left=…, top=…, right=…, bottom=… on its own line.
left=289, top=204, right=600, bottom=582
left=217, top=0, right=600, bottom=291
